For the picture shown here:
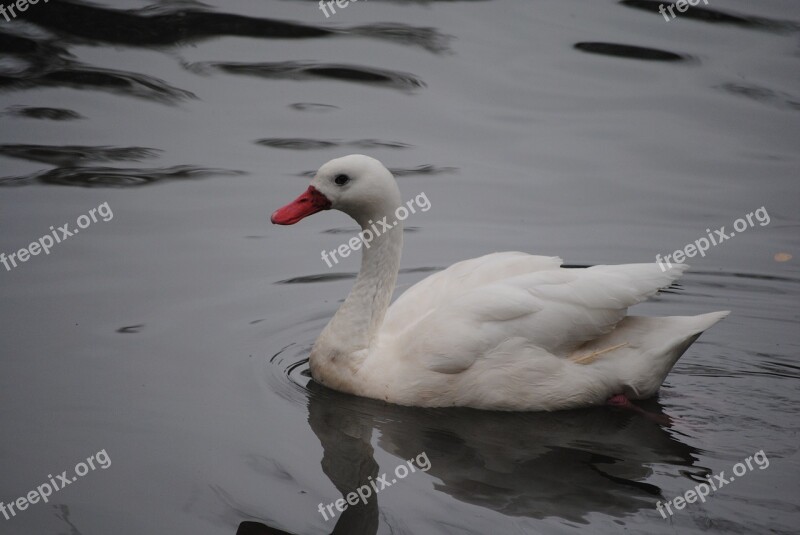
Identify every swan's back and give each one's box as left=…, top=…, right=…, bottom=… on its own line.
left=382, top=252, right=690, bottom=358
left=383, top=252, right=561, bottom=335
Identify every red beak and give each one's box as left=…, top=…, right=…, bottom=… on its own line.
left=271, top=186, right=332, bottom=225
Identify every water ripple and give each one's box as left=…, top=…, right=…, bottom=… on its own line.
left=0, top=62, right=196, bottom=104
left=0, top=29, right=195, bottom=104
left=288, top=102, right=339, bottom=113
left=256, top=138, right=412, bottom=150
left=0, top=165, right=243, bottom=188
left=347, top=22, right=453, bottom=54
left=39, top=65, right=197, bottom=103
left=2, top=106, right=84, bottom=121
left=322, top=226, right=420, bottom=234
left=0, top=144, right=161, bottom=166
left=574, top=42, right=690, bottom=62
left=277, top=267, right=441, bottom=284
left=23, top=0, right=332, bottom=45
left=186, top=60, right=426, bottom=92
left=717, top=82, right=800, bottom=112
left=620, top=0, right=800, bottom=32
left=20, top=0, right=451, bottom=53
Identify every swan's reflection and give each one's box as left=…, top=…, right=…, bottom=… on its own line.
left=304, top=380, right=699, bottom=533
left=309, top=384, right=380, bottom=535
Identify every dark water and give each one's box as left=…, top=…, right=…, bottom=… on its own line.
left=1, top=1, right=798, bottom=533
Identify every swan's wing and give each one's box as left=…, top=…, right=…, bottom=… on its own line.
left=387, top=262, right=689, bottom=374
left=383, top=252, right=563, bottom=332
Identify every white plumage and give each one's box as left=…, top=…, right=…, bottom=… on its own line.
left=272, top=155, right=728, bottom=411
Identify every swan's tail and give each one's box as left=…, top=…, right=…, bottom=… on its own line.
left=572, top=311, right=730, bottom=399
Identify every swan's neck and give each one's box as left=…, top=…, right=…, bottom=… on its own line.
left=310, top=207, right=403, bottom=385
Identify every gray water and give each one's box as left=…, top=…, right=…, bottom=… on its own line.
left=1, top=1, right=798, bottom=534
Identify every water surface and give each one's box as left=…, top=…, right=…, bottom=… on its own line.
left=1, top=1, right=798, bottom=533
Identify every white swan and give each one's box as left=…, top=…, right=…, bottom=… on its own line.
left=272, top=155, right=728, bottom=411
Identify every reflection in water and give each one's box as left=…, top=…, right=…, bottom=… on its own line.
left=0, top=27, right=196, bottom=103
left=278, top=273, right=359, bottom=285
left=236, top=521, right=297, bottom=535
left=54, top=504, right=84, bottom=535
left=186, top=61, right=426, bottom=92
left=277, top=267, right=440, bottom=285
left=116, top=324, right=145, bottom=334
left=303, top=378, right=700, bottom=530
left=0, top=0, right=452, bottom=106
left=308, top=383, right=380, bottom=535
left=6, top=65, right=191, bottom=103
left=211, top=482, right=297, bottom=535
left=0, top=165, right=243, bottom=188
left=390, top=164, right=458, bottom=176
left=346, top=23, right=452, bottom=54
left=2, top=105, right=84, bottom=121
left=716, top=83, right=800, bottom=112
left=0, top=144, right=160, bottom=166
left=0, top=28, right=67, bottom=63
left=289, top=103, right=340, bottom=113
left=22, top=0, right=331, bottom=45
left=36, top=65, right=197, bottom=103
left=322, top=226, right=421, bottom=235
left=19, top=0, right=451, bottom=54
left=574, top=42, right=689, bottom=62
left=256, top=139, right=412, bottom=150
left=619, top=0, right=800, bottom=31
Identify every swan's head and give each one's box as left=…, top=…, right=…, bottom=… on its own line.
left=271, top=154, right=401, bottom=227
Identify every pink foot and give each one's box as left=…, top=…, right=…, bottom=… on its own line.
left=606, top=393, right=635, bottom=409
left=606, top=393, right=672, bottom=425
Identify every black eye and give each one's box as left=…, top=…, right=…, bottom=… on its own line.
left=334, top=174, right=350, bottom=186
